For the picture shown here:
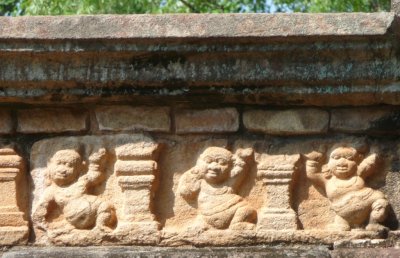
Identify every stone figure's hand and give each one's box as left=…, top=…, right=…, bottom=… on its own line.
left=178, top=168, right=202, bottom=199
left=88, top=148, right=107, bottom=165
left=33, top=205, right=49, bottom=230
left=357, top=153, right=378, bottom=178
left=304, top=151, right=323, bottom=174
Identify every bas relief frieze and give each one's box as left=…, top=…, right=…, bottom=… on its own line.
left=27, top=135, right=397, bottom=246
left=304, top=146, right=388, bottom=231
left=33, top=148, right=117, bottom=235
left=178, top=147, right=256, bottom=231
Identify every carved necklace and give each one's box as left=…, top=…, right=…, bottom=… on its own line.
left=202, top=182, right=232, bottom=195
left=333, top=176, right=358, bottom=188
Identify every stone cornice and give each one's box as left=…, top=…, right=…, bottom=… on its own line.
left=0, top=13, right=396, bottom=41
left=0, top=13, right=399, bottom=105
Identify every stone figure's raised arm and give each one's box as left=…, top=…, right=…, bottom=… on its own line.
left=303, top=151, right=327, bottom=187
left=178, top=168, right=202, bottom=200
left=32, top=188, right=54, bottom=230
left=357, top=153, right=378, bottom=179
left=81, top=148, right=107, bottom=187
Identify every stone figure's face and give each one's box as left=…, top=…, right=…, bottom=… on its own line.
left=199, top=147, right=232, bottom=184
left=48, top=150, right=82, bottom=186
left=328, top=147, right=357, bottom=179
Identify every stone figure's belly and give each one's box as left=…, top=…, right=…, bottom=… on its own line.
left=198, top=193, right=244, bottom=229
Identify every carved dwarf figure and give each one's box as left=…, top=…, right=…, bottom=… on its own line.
left=304, top=146, right=388, bottom=231
left=33, top=148, right=116, bottom=232
left=178, top=147, right=256, bottom=230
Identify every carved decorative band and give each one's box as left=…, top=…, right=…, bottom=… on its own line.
left=258, top=169, right=294, bottom=179
left=114, top=160, right=157, bottom=176
left=262, top=178, right=292, bottom=184
left=117, top=175, right=155, bottom=189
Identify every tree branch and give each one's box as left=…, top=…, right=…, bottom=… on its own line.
left=180, top=0, right=200, bottom=13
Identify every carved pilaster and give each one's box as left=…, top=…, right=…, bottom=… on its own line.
left=0, top=147, right=28, bottom=245
left=115, top=141, right=160, bottom=233
left=257, top=155, right=299, bottom=231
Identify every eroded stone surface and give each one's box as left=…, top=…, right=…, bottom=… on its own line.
left=31, top=134, right=160, bottom=245
left=243, top=109, right=329, bottom=135
left=175, top=108, right=239, bottom=133
left=2, top=246, right=332, bottom=258
left=304, top=144, right=388, bottom=231
left=17, top=108, right=88, bottom=133
left=257, top=154, right=300, bottom=230
left=95, top=106, right=170, bottom=132
left=0, top=13, right=394, bottom=40
left=330, top=108, right=400, bottom=133
left=28, top=134, right=399, bottom=246
left=0, top=147, right=28, bottom=245
left=178, top=147, right=256, bottom=231
left=392, top=0, right=400, bottom=13
left=0, top=110, right=13, bottom=134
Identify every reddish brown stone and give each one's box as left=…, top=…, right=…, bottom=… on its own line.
left=17, top=108, right=88, bottom=133
left=330, top=108, right=400, bottom=133
left=0, top=110, right=13, bottom=134
left=95, top=106, right=170, bottom=132
left=243, top=109, right=329, bottom=135
left=175, top=108, right=239, bottom=133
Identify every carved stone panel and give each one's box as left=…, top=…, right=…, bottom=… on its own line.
left=30, top=135, right=397, bottom=246
left=31, top=134, right=160, bottom=245
left=304, top=144, right=388, bottom=231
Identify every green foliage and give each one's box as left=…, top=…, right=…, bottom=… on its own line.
left=0, top=0, right=18, bottom=15
left=162, top=0, right=269, bottom=13
left=0, top=0, right=392, bottom=16
left=274, top=0, right=390, bottom=12
left=18, top=0, right=269, bottom=15
left=21, top=0, right=164, bottom=15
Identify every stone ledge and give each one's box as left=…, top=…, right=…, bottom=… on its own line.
left=2, top=246, right=332, bottom=258
left=0, top=14, right=399, bottom=105
left=0, top=13, right=395, bottom=41
left=4, top=246, right=400, bottom=258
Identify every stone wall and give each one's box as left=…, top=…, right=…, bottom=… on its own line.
left=0, top=12, right=400, bottom=248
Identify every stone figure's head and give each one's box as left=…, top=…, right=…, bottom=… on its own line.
left=197, top=147, right=233, bottom=184
left=48, top=149, right=84, bottom=186
left=328, top=147, right=359, bottom=179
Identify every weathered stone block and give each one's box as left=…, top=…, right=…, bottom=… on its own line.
left=17, top=109, right=87, bottom=133
left=330, top=108, right=400, bottom=133
left=95, top=106, right=170, bottom=132
left=243, top=109, right=329, bottom=135
left=0, top=110, right=13, bottom=134
left=175, top=108, right=239, bottom=133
